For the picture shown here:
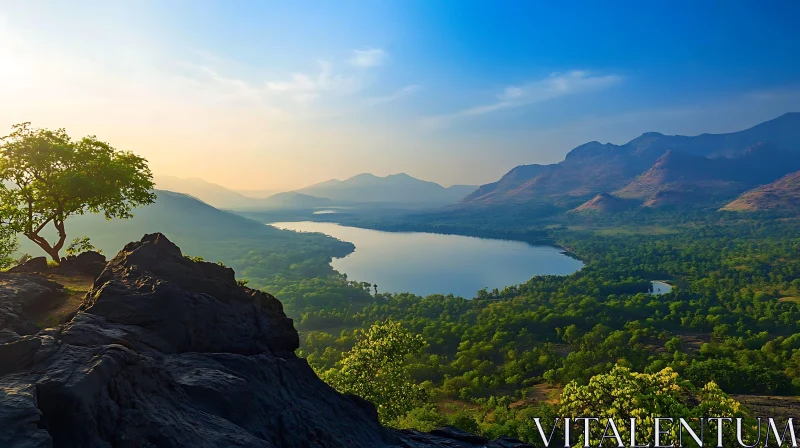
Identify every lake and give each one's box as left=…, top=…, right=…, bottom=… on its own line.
left=270, top=221, right=584, bottom=298
left=650, top=281, right=673, bottom=295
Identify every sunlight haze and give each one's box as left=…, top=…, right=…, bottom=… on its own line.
left=1, top=1, right=798, bottom=190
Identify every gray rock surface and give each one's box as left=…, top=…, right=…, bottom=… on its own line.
left=0, top=233, right=527, bottom=447
left=0, top=273, right=66, bottom=336
left=59, top=251, right=107, bottom=277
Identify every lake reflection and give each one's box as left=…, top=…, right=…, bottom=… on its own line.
left=270, top=221, right=583, bottom=298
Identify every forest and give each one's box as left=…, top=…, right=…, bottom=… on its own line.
left=277, top=210, right=800, bottom=439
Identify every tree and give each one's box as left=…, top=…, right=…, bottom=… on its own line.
left=560, top=365, right=746, bottom=446
left=0, top=225, right=17, bottom=269
left=65, top=236, right=100, bottom=257
left=0, top=123, right=155, bottom=261
left=321, top=320, right=428, bottom=423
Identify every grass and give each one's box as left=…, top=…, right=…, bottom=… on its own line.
left=27, top=273, right=95, bottom=328
left=778, top=296, right=800, bottom=303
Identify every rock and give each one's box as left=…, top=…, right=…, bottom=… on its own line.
left=58, top=251, right=107, bottom=277
left=8, top=257, right=48, bottom=274
left=0, top=233, right=520, bottom=447
left=0, top=273, right=66, bottom=336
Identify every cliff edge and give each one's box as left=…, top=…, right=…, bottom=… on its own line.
left=0, top=233, right=532, bottom=448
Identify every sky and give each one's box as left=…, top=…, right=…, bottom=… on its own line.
left=1, top=1, right=799, bottom=190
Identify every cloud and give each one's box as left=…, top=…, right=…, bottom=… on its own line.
left=362, top=85, right=420, bottom=107
left=422, top=70, right=623, bottom=128
left=265, top=60, right=359, bottom=103
left=348, top=48, right=387, bottom=68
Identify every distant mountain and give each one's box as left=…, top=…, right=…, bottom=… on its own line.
left=155, top=176, right=329, bottom=210
left=235, top=188, right=281, bottom=199
left=614, top=145, right=800, bottom=207
left=154, top=176, right=260, bottom=209
left=614, top=150, right=747, bottom=207
left=295, top=173, right=476, bottom=205
left=258, top=192, right=333, bottom=209
left=722, top=171, right=800, bottom=212
left=573, top=193, right=639, bottom=213
left=16, top=190, right=342, bottom=262
left=464, top=113, right=800, bottom=207
left=18, top=190, right=266, bottom=256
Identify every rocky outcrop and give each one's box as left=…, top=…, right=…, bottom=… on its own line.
left=59, top=250, right=108, bottom=277
left=8, top=256, right=48, bottom=274
left=0, top=273, right=65, bottom=337
left=0, top=233, right=529, bottom=448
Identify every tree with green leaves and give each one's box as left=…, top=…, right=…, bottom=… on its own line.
left=559, top=365, right=747, bottom=446
left=0, top=123, right=155, bottom=261
left=0, top=225, right=17, bottom=270
left=320, top=320, right=428, bottom=424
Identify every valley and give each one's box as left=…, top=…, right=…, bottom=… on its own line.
left=3, top=4, right=799, bottom=446
left=3, top=113, right=800, bottom=445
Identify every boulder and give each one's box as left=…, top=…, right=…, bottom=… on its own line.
left=0, top=233, right=522, bottom=447
left=8, top=257, right=48, bottom=274
left=58, top=251, right=107, bottom=277
left=0, top=273, right=66, bottom=336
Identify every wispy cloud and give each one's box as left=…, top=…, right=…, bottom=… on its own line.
left=348, top=48, right=387, bottom=68
left=362, top=85, right=420, bottom=107
left=265, top=60, right=360, bottom=103
left=422, top=71, right=623, bottom=128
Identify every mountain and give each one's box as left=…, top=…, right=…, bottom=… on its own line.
left=155, top=176, right=330, bottom=211
left=154, top=176, right=257, bottom=209
left=722, top=171, right=800, bottom=212
left=16, top=190, right=336, bottom=260
left=235, top=188, right=281, bottom=199
left=295, top=173, right=476, bottom=205
left=614, top=145, right=800, bottom=207
left=613, top=150, right=748, bottom=207
left=573, top=193, right=639, bottom=213
left=258, top=191, right=334, bottom=209
left=464, top=113, right=800, bottom=207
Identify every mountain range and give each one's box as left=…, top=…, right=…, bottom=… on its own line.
left=464, top=113, right=800, bottom=211
left=156, top=173, right=477, bottom=210
left=721, top=170, right=800, bottom=212
left=295, top=173, right=476, bottom=205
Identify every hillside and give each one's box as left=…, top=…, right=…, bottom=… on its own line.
left=296, top=173, right=476, bottom=205
left=155, top=176, right=261, bottom=209
left=155, top=177, right=332, bottom=211
left=573, top=193, right=639, bottom=213
left=463, top=113, right=800, bottom=207
left=16, top=190, right=353, bottom=287
left=722, top=171, right=800, bottom=211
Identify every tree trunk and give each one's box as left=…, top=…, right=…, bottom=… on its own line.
left=23, top=232, right=63, bottom=263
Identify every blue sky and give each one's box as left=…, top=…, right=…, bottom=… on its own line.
left=1, top=1, right=798, bottom=189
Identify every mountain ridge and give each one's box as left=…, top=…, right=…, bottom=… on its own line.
left=295, top=172, right=476, bottom=205
left=463, top=113, right=800, bottom=208
left=722, top=171, right=800, bottom=212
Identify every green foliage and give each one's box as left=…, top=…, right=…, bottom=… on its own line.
left=560, top=365, right=745, bottom=446
left=0, top=225, right=17, bottom=269
left=0, top=122, right=155, bottom=261
left=65, top=236, right=100, bottom=257
left=320, top=320, right=428, bottom=424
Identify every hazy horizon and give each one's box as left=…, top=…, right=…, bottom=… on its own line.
left=2, top=2, right=799, bottom=190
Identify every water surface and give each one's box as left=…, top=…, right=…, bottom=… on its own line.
left=270, top=221, right=583, bottom=298
left=650, top=281, right=673, bottom=295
